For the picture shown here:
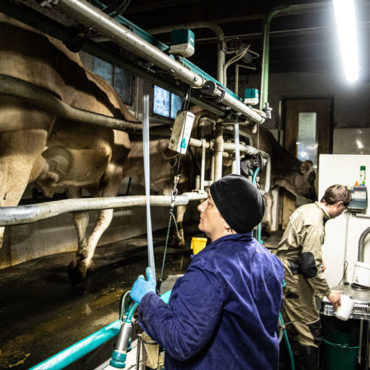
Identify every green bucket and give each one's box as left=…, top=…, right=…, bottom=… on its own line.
left=322, top=331, right=359, bottom=370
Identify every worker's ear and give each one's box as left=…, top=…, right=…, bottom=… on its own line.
left=336, top=200, right=344, bottom=209
left=224, top=221, right=232, bottom=230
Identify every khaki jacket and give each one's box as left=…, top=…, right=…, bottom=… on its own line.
left=277, top=202, right=331, bottom=298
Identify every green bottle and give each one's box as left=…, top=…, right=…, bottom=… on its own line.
left=360, top=166, right=366, bottom=186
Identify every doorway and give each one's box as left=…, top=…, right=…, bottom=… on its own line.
left=284, top=98, right=333, bottom=169
left=280, top=98, right=333, bottom=228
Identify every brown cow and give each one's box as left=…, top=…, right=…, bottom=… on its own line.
left=0, top=15, right=138, bottom=280
left=240, top=126, right=317, bottom=232
left=122, top=137, right=197, bottom=247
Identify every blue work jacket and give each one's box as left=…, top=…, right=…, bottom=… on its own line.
left=138, top=232, right=284, bottom=370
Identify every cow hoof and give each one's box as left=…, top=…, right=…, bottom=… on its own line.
left=68, top=258, right=88, bottom=284
left=169, top=235, right=185, bottom=248
left=177, top=238, right=186, bottom=248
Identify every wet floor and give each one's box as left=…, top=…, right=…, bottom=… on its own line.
left=0, top=228, right=195, bottom=370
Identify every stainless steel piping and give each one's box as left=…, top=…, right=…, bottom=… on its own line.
left=0, top=192, right=208, bottom=226
left=52, top=0, right=264, bottom=124
left=55, top=0, right=204, bottom=88
left=214, top=125, right=224, bottom=180
left=223, top=142, right=271, bottom=193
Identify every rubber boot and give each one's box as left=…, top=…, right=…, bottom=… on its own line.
left=297, top=345, right=319, bottom=370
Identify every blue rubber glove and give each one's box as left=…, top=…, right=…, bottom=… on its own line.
left=130, top=267, right=156, bottom=303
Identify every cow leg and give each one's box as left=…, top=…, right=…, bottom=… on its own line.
left=262, top=191, right=274, bottom=235
left=65, top=187, right=91, bottom=281
left=68, top=161, right=124, bottom=281
left=77, top=208, right=114, bottom=280
left=0, top=128, right=48, bottom=247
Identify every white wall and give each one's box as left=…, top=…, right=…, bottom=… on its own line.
left=319, top=154, right=370, bottom=287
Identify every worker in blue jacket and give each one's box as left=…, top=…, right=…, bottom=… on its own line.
left=130, top=174, right=284, bottom=369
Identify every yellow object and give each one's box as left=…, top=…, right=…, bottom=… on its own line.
left=191, top=237, right=208, bottom=255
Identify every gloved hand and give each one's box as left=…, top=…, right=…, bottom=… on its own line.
left=130, top=267, right=156, bottom=304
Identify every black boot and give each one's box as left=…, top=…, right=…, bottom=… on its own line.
left=297, top=345, right=319, bottom=370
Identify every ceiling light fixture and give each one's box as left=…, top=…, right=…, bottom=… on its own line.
left=332, top=0, right=359, bottom=82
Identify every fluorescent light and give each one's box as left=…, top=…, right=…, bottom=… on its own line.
left=332, top=0, right=359, bottom=82
left=356, top=139, right=364, bottom=149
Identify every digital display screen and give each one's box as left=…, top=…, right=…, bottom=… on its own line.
left=153, top=85, right=170, bottom=117
left=171, top=94, right=183, bottom=119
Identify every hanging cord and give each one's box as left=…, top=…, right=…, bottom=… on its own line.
left=159, top=173, right=181, bottom=288
left=183, top=87, right=192, bottom=111
left=158, top=89, right=193, bottom=289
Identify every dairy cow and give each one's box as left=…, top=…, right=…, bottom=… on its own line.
left=0, top=15, right=139, bottom=280
left=240, top=126, right=317, bottom=232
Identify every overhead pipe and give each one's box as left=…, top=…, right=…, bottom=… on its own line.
left=149, top=22, right=226, bottom=85
left=260, top=3, right=327, bottom=110
left=0, top=192, right=207, bottom=226
left=49, top=0, right=264, bottom=124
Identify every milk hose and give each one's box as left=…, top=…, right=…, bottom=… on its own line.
left=252, top=167, right=263, bottom=244
left=280, top=280, right=295, bottom=370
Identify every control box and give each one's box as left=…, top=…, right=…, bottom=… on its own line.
left=347, top=186, right=368, bottom=213
left=169, top=29, right=195, bottom=57
left=169, top=110, right=195, bottom=154
left=244, top=88, right=259, bottom=106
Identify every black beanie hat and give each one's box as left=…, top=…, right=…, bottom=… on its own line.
left=210, top=174, right=265, bottom=233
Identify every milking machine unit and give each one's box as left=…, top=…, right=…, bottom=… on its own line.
left=109, top=292, right=138, bottom=368
left=109, top=289, right=172, bottom=369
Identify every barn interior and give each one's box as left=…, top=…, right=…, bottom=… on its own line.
left=0, top=0, right=370, bottom=369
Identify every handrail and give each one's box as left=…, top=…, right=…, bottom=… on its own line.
left=0, top=192, right=208, bottom=226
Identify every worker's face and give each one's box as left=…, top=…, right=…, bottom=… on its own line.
left=198, top=194, right=228, bottom=241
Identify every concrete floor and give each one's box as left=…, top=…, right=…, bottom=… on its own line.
left=0, top=228, right=282, bottom=370
left=0, top=230, right=194, bottom=370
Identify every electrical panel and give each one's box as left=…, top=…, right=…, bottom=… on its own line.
left=347, top=186, right=368, bottom=213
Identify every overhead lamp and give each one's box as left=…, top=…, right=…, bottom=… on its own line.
left=332, top=0, right=359, bottom=82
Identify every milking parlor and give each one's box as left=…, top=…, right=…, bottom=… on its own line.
left=0, top=1, right=369, bottom=369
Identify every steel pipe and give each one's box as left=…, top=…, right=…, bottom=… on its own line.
left=214, top=126, right=224, bottom=180
left=56, top=0, right=204, bottom=87
left=222, top=142, right=271, bottom=193
left=51, top=0, right=264, bottom=124
left=0, top=192, right=208, bottom=226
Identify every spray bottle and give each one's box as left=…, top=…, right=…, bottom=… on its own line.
left=360, top=166, right=366, bottom=186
